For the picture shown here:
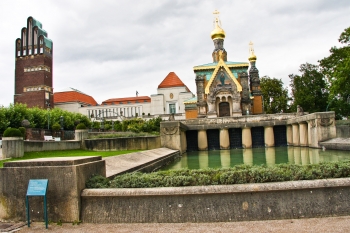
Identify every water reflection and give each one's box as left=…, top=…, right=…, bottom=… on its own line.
left=161, top=147, right=350, bottom=171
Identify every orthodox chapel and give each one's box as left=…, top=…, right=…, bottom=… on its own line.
left=185, top=11, right=263, bottom=119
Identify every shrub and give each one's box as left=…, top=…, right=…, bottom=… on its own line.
left=85, top=161, right=350, bottom=189
left=3, top=128, right=23, bottom=137
left=52, top=123, right=61, bottom=131
left=76, top=123, right=87, bottom=129
left=18, top=126, right=26, bottom=135
left=86, top=175, right=110, bottom=188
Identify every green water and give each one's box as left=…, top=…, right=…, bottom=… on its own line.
left=160, top=147, right=350, bottom=170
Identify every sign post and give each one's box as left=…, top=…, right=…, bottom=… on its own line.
left=26, top=179, right=49, bottom=229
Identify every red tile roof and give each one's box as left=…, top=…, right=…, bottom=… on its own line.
left=102, top=96, right=151, bottom=105
left=54, top=91, right=98, bottom=106
left=158, top=72, right=191, bottom=92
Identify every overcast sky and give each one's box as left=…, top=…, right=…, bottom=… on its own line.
left=0, top=0, right=349, bottom=106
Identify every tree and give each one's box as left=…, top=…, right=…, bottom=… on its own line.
left=319, top=26, right=350, bottom=118
left=260, top=76, right=289, bottom=114
left=289, top=63, right=329, bottom=113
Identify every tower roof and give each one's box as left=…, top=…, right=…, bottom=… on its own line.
left=158, top=72, right=190, bottom=91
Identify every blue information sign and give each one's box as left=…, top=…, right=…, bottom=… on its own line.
left=26, top=179, right=48, bottom=196
left=26, top=179, right=49, bottom=229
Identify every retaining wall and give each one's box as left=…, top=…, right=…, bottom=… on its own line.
left=81, top=178, right=350, bottom=223
left=24, top=140, right=81, bottom=152
left=84, top=136, right=160, bottom=151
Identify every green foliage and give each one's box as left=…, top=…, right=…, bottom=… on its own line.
left=289, top=63, right=329, bottom=112
left=3, top=128, right=23, bottom=137
left=86, top=161, right=350, bottom=188
left=0, top=103, right=91, bottom=133
left=18, top=127, right=26, bottom=136
left=76, top=123, right=87, bottom=129
left=260, top=76, right=289, bottom=113
left=86, top=175, right=110, bottom=188
left=52, top=123, right=61, bottom=131
left=319, top=27, right=350, bottom=118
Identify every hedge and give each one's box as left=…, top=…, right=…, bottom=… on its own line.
left=86, top=161, right=350, bottom=188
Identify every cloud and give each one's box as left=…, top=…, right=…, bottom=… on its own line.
left=0, top=0, right=350, bottom=107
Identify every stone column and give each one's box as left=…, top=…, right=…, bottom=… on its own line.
left=264, top=126, right=274, bottom=147
left=242, top=127, right=252, bottom=149
left=75, top=129, right=89, bottom=149
left=287, top=146, right=294, bottom=164
left=292, top=123, right=300, bottom=146
left=299, top=122, right=308, bottom=146
left=219, top=128, right=230, bottom=150
left=286, top=125, right=293, bottom=145
left=198, top=130, right=208, bottom=151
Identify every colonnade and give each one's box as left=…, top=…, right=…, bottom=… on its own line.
left=88, top=106, right=143, bottom=119
left=286, top=122, right=309, bottom=147
left=197, top=126, right=276, bottom=150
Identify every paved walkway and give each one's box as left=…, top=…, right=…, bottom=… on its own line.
left=15, top=216, right=350, bottom=232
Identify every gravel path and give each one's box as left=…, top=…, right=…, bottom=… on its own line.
left=16, top=216, right=350, bottom=233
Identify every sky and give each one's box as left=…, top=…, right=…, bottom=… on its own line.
left=0, top=0, right=349, bottom=106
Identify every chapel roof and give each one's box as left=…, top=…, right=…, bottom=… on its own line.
left=54, top=88, right=98, bottom=106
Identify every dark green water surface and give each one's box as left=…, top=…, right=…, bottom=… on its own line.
left=160, top=147, right=350, bottom=171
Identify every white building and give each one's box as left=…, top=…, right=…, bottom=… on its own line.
left=53, top=72, right=194, bottom=121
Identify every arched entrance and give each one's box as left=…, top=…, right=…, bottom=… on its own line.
left=219, top=102, right=230, bottom=117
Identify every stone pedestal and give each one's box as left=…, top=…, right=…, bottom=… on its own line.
left=219, top=128, right=230, bottom=150
left=160, top=121, right=187, bottom=154
left=2, top=137, right=24, bottom=158
left=75, top=129, right=88, bottom=149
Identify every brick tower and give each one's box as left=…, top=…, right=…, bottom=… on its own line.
left=14, top=16, right=53, bottom=108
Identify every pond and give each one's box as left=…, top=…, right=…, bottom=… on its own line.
left=160, top=147, right=350, bottom=170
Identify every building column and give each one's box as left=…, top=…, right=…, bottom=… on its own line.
left=198, top=130, right=208, bottom=151
left=242, top=127, right=252, bottom=149
left=286, top=125, right=293, bottom=145
left=219, top=128, right=230, bottom=150
left=264, top=126, right=274, bottom=147
left=299, top=122, right=308, bottom=146
left=292, top=123, right=300, bottom=146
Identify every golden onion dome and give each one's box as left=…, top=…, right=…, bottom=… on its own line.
left=248, top=41, right=257, bottom=61
left=211, top=26, right=226, bottom=40
left=248, top=54, right=257, bottom=61
left=211, top=10, right=226, bottom=40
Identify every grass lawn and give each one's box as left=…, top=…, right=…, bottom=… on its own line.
left=0, top=149, right=142, bottom=168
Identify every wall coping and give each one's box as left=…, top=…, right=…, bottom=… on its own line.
left=2, top=137, right=23, bottom=141
left=82, top=178, right=350, bottom=197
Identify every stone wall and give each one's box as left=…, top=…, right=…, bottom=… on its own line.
left=23, top=140, right=81, bottom=152
left=81, top=178, right=350, bottom=223
left=84, top=136, right=160, bottom=151
left=336, top=125, right=350, bottom=138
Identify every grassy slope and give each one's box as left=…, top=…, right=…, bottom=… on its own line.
left=0, top=149, right=141, bottom=168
